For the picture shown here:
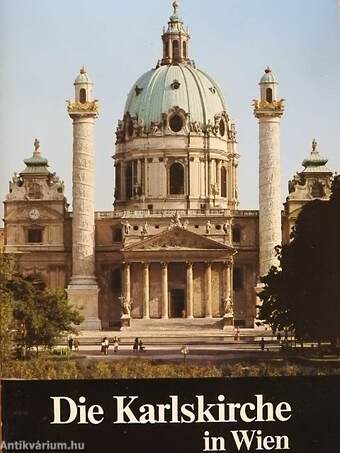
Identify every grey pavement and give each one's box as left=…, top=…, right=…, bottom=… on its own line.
left=70, top=343, right=281, bottom=361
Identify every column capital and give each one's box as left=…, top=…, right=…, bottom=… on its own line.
left=223, top=259, right=233, bottom=268
left=186, top=261, right=193, bottom=268
left=161, top=262, right=168, bottom=269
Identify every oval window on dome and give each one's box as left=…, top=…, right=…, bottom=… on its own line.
left=169, top=114, right=184, bottom=133
left=219, top=119, right=226, bottom=137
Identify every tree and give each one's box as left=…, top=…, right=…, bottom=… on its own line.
left=0, top=251, right=83, bottom=357
left=0, top=254, right=16, bottom=361
left=13, top=288, right=83, bottom=354
left=0, top=289, right=14, bottom=362
left=259, top=176, right=340, bottom=346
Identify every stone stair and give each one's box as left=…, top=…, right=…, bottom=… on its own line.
left=130, top=317, right=224, bottom=331
left=64, top=320, right=273, bottom=346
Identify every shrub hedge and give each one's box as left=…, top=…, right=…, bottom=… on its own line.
left=1, top=358, right=340, bottom=380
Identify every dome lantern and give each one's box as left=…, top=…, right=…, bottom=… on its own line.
left=302, top=139, right=331, bottom=173
left=161, top=1, right=191, bottom=66
left=259, top=67, right=278, bottom=103
left=74, top=66, right=93, bottom=104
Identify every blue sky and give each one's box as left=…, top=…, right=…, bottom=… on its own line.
left=1, top=0, right=340, bottom=218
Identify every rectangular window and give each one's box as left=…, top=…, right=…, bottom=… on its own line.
left=233, top=267, right=243, bottom=290
left=111, top=268, right=122, bottom=293
left=112, top=228, right=122, bottom=243
left=232, top=228, right=241, bottom=243
left=27, top=229, right=42, bottom=243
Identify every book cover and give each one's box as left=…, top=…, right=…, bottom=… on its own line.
left=1, top=1, right=340, bottom=452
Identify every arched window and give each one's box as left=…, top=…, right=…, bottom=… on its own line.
left=170, top=162, right=185, bottom=195
left=79, top=88, right=87, bottom=104
left=266, top=88, right=273, bottom=103
left=183, top=41, right=187, bottom=58
left=173, top=40, right=179, bottom=60
left=232, top=227, right=241, bottom=243
left=115, top=163, right=121, bottom=200
left=126, top=163, right=133, bottom=199
left=221, top=167, right=227, bottom=197
left=219, top=119, right=226, bottom=137
left=127, top=120, right=134, bottom=138
left=311, top=182, right=324, bottom=198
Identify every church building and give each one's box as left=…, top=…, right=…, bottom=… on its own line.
left=2, top=2, right=334, bottom=330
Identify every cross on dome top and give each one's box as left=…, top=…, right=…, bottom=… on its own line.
left=302, top=138, right=330, bottom=172
left=312, top=138, right=318, bottom=154
left=33, top=138, right=40, bottom=156
left=172, top=1, right=179, bottom=16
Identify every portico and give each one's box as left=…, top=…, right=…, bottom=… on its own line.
left=119, top=227, right=235, bottom=321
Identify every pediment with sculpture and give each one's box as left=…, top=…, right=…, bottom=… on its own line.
left=123, top=226, right=234, bottom=252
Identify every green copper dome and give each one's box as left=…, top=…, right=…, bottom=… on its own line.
left=21, top=139, right=50, bottom=175
left=124, top=63, right=228, bottom=131
left=260, top=67, right=276, bottom=84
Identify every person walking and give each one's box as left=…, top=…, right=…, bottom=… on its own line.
left=73, top=338, right=80, bottom=351
left=139, top=339, right=145, bottom=352
left=101, top=337, right=109, bottom=355
left=260, top=337, right=265, bottom=352
left=113, top=337, right=119, bottom=353
left=133, top=337, right=139, bottom=352
left=68, top=337, right=74, bottom=351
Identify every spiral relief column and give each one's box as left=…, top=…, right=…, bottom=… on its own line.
left=254, top=67, right=285, bottom=277
left=67, top=67, right=101, bottom=330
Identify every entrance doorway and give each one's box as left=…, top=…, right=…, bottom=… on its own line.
left=170, top=289, right=185, bottom=318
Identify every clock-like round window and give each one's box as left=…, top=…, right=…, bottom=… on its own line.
left=169, top=114, right=184, bottom=133
left=219, top=119, right=226, bottom=137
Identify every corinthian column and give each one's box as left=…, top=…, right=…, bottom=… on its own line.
left=143, top=263, right=150, bottom=319
left=66, top=67, right=101, bottom=330
left=205, top=262, right=212, bottom=318
left=122, top=262, right=131, bottom=304
left=161, top=262, right=169, bottom=319
left=186, top=262, right=194, bottom=319
left=223, top=261, right=234, bottom=328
